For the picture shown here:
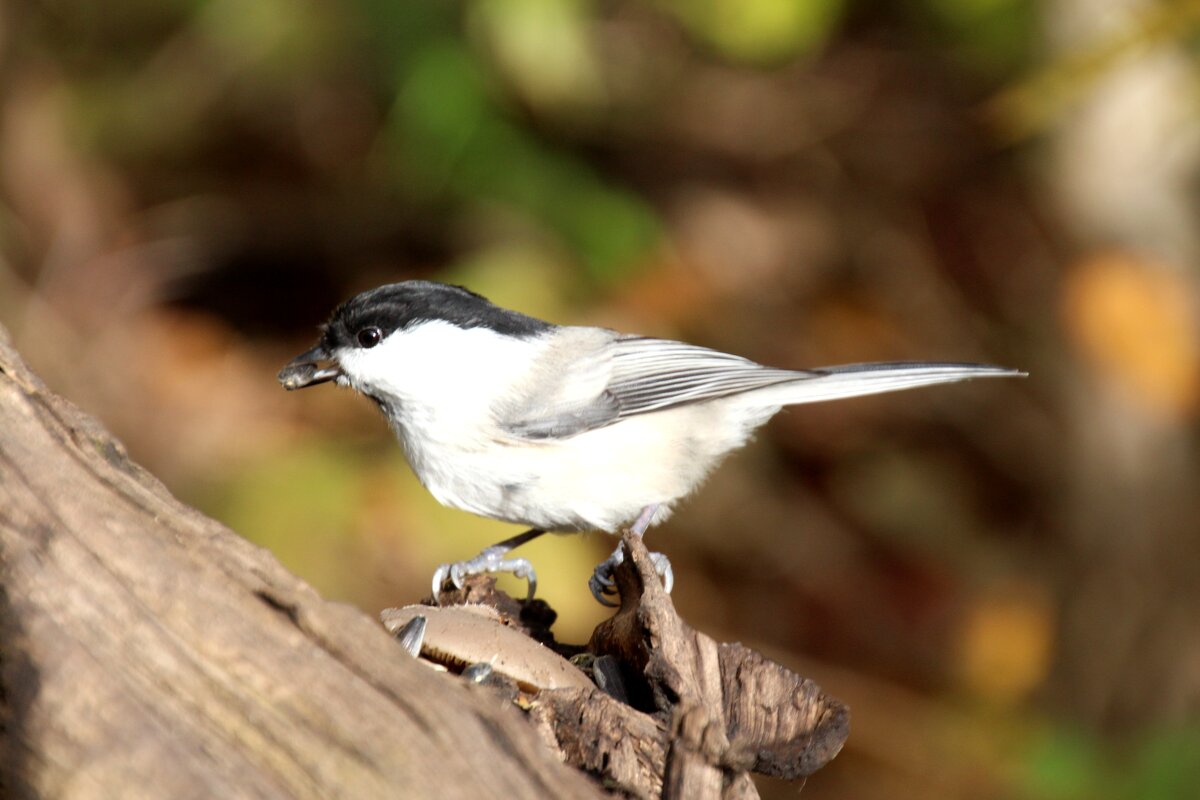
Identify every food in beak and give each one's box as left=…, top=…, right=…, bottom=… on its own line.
left=278, top=347, right=341, bottom=390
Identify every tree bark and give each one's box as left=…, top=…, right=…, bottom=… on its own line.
left=0, top=324, right=847, bottom=798
left=0, top=325, right=603, bottom=799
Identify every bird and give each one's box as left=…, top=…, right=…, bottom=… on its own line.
left=279, top=281, right=1022, bottom=605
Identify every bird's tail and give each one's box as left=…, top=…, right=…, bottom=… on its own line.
left=761, top=362, right=1024, bottom=406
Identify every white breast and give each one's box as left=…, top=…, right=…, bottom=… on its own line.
left=337, top=321, right=778, bottom=532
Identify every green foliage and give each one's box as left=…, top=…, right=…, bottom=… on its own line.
left=922, top=0, right=1037, bottom=76
left=388, top=38, right=661, bottom=282
left=1018, top=725, right=1200, bottom=800
left=658, top=0, right=846, bottom=64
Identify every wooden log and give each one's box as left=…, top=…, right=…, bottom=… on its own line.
left=0, top=325, right=602, bottom=800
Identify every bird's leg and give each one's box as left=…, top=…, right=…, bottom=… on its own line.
left=628, top=503, right=659, bottom=538
left=431, top=528, right=546, bottom=601
left=589, top=504, right=674, bottom=606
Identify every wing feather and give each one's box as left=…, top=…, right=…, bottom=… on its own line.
left=500, top=334, right=803, bottom=438
left=605, top=337, right=805, bottom=415
left=498, top=332, right=1021, bottom=440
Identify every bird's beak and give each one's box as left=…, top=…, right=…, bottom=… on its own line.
left=278, top=344, right=342, bottom=390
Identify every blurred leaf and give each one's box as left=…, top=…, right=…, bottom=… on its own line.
left=440, top=242, right=574, bottom=319
left=355, top=0, right=460, bottom=75
left=393, top=41, right=492, bottom=176
left=922, top=0, right=1036, bottom=76
left=196, top=0, right=330, bottom=73
left=1020, top=728, right=1105, bottom=800
left=1016, top=724, right=1200, bottom=800
left=71, top=0, right=350, bottom=160
left=1117, top=728, right=1200, bottom=800
left=469, top=0, right=606, bottom=111
left=988, top=1, right=1200, bottom=141
left=1061, top=251, right=1200, bottom=419
left=390, top=40, right=660, bottom=279
left=659, top=0, right=844, bottom=64
left=956, top=583, right=1054, bottom=705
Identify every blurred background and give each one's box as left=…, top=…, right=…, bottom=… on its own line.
left=2, top=0, right=1199, bottom=797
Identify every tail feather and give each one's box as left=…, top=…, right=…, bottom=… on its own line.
left=765, top=361, right=1024, bottom=406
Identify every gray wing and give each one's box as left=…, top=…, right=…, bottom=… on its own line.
left=499, top=331, right=1023, bottom=440
left=604, top=337, right=807, bottom=415
left=500, top=334, right=805, bottom=439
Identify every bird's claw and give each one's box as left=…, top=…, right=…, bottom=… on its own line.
left=650, top=552, right=675, bottom=594
left=588, top=547, right=674, bottom=605
left=587, top=568, right=620, bottom=607
left=431, top=548, right=538, bottom=600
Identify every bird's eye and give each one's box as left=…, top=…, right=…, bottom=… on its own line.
left=357, top=327, right=383, bottom=348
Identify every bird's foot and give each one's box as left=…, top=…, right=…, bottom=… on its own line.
left=431, top=546, right=538, bottom=601
left=589, top=546, right=673, bottom=606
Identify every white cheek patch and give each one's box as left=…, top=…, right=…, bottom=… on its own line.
left=336, top=320, right=545, bottom=409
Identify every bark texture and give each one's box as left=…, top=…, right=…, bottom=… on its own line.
left=0, top=326, right=602, bottom=800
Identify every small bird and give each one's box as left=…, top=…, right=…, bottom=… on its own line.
left=279, top=281, right=1022, bottom=604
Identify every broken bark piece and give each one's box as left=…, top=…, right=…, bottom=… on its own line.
left=530, top=687, right=667, bottom=799
left=380, top=604, right=593, bottom=692
left=417, top=535, right=848, bottom=798
left=717, top=643, right=848, bottom=779
left=588, top=531, right=850, bottom=794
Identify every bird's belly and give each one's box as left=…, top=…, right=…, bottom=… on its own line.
left=407, top=443, right=640, bottom=532
left=391, top=429, right=559, bottom=528
left=397, top=406, right=754, bottom=533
